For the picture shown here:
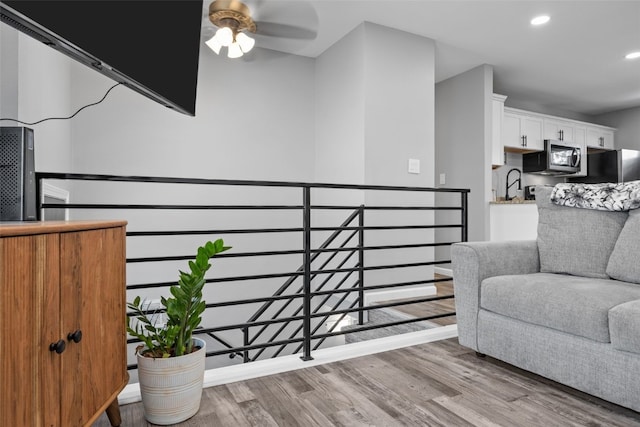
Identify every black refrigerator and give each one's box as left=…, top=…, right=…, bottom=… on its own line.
left=568, top=149, right=640, bottom=184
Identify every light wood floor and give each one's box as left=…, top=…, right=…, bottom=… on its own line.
left=93, top=337, right=640, bottom=426
left=379, top=278, right=457, bottom=327
left=399, top=279, right=456, bottom=326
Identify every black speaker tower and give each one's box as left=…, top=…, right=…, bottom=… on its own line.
left=0, top=127, right=36, bottom=221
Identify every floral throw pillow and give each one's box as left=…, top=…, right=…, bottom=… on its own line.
left=551, top=181, right=640, bottom=212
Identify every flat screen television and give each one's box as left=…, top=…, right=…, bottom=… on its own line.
left=0, top=0, right=203, bottom=116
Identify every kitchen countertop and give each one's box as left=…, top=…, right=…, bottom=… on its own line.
left=490, top=198, right=536, bottom=205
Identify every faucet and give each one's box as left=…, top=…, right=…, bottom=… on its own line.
left=505, top=168, right=522, bottom=201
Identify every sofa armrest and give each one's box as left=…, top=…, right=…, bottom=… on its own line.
left=451, top=240, right=540, bottom=350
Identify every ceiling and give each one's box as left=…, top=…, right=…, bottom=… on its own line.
left=208, top=0, right=640, bottom=116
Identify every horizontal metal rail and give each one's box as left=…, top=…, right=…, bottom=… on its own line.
left=36, top=172, right=470, bottom=193
left=42, top=202, right=465, bottom=211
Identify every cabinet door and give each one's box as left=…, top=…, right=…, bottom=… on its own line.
left=574, top=126, right=586, bottom=145
left=544, top=119, right=574, bottom=142
left=59, top=227, right=127, bottom=426
left=503, top=112, right=544, bottom=151
left=601, top=130, right=615, bottom=150
left=502, top=113, right=523, bottom=149
left=0, top=234, right=60, bottom=426
left=521, top=115, right=544, bottom=150
left=587, top=127, right=615, bottom=150
left=491, top=97, right=505, bottom=167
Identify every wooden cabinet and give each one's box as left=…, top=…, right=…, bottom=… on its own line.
left=503, top=110, right=544, bottom=151
left=0, top=221, right=128, bottom=427
left=587, top=126, right=615, bottom=150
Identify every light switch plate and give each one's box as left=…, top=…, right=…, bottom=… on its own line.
left=408, top=158, right=420, bottom=174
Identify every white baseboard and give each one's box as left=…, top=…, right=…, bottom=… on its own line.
left=364, top=284, right=436, bottom=306
left=117, top=324, right=458, bottom=405
left=434, top=267, right=453, bottom=277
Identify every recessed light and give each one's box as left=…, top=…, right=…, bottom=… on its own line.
left=531, top=15, right=550, bottom=26
left=625, top=51, right=640, bottom=60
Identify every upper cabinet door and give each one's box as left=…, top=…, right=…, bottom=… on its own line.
left=587, top=126, right=615, bottom=150
left=503, top=112, right=544, bottom=152
left=521, top=116, right=544, bottom=150
left=544, top=119, right=575, bottom=142
left=491, top=94, right=507, bottom=167
left=502, top=113, right=521, bottom=149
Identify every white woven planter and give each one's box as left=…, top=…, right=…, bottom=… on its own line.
left=137, top=338, right=206, bottom=425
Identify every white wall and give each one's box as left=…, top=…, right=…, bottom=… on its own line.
left=595, top=106, right=640, bottom=150
left=314, top=25, right=365, bottom=186
left=314, top=22, right=435, bottom=188
left=69, top=48, right=315, bottom=181
left=0, top=25, right=18, bottom=120
left=435, top=64, right=493, bottom=263
left=362, top=23, right=434, bottom=189
left=0, top=27, right=73, bottom=174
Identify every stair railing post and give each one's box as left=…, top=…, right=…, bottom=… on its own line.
left=300, top=185, right=313, bottom=361
left=358, top=204, right=365, bottom=325
left=461, top=191, right=468, bottom=242
left=242, top=326, right=249, bottom=363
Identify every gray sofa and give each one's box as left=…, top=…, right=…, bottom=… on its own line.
left=451, top=185, right=640, bottom=412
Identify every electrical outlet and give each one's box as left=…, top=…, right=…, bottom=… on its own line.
left=439, top=173, right=446, bottom=185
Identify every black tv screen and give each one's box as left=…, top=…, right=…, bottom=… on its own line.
left=0, top=0, right=203, bottom=116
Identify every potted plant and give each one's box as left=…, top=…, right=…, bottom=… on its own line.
left=127, top=239, right=230, bottom=425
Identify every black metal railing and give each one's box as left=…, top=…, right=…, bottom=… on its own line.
left=36, top=172, right=467, bottom=370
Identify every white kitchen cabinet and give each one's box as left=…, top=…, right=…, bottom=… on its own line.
left=491, top=94, right=507, bottom=167
left=587, top=126, right=615, bottom=150
left=503, top=109, right=544, bottom=151
left=490, top=203, right=539, bottom=242
left=574, top=125, right=586, bottom=144
left=544, top=118, right=575, bottom=142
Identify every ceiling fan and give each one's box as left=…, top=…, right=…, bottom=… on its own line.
left=203, top=0, right=318, bottom=59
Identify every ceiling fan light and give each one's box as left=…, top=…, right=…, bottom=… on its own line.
left=205, top=35, right=222, bottom=55
left=228, top=42, right=243, bottom=59
left=236, top=32, right=255, bottom=53
left=216, top=26, right=234, bottom=47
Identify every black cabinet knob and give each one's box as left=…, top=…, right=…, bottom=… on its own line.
left=67, top=330, right=83, bottom=343
left=49, top=340, right=66, bottom=354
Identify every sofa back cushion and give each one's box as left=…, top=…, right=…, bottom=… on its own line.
left=607, top=209, right=640, bottom=284
left=536, top=185, right=628, bottom=279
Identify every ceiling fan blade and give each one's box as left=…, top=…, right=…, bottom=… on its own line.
left=254, top=21, right=317, bottom=40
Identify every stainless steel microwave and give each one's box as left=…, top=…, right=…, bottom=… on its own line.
left=523, top=140, right=581, bottom=175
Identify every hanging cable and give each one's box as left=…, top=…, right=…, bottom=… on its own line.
left=0, top=82, right=122, bottom=126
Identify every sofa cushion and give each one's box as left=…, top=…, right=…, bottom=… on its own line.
left=536, top=186, right=628, bottom=279
left=609, top=300, right=640, bottom=355
left=606, top=209, right=640, bottom=284
left=480, top=272, right=640, bottom=342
